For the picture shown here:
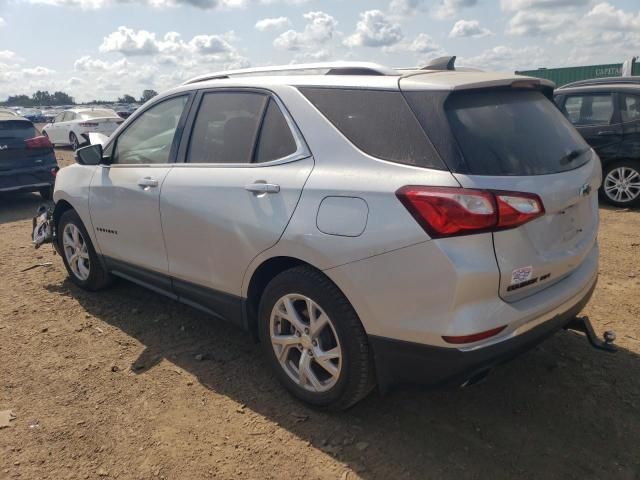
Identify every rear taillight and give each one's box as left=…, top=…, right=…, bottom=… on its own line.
left=396, top=186, right=544, bottom=238
left=24, top=136, right=53, bottom=149
left=51, top=167, right=59, bottom=177
left=79, top=122, right=99, bottom=127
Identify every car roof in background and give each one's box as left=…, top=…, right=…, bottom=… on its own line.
left=555, top=83, right=640, bottom=94
left=0, top=112, right=31, bottom=122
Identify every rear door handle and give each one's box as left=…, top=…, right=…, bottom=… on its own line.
left=244, top=183, right=280, bottom=194
left=137, top=177, right=159, bottom=188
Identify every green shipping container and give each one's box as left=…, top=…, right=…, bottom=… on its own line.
left=516, top=62, right=640, bottom=87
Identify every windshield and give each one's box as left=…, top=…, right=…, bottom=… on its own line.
left=442, top=90, right=590, bottom=176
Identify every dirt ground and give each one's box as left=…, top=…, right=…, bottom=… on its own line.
left=1, top=148, right=639, bottom=480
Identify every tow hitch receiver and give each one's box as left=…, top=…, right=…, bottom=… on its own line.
left=565, top=316, right=617, bottom=352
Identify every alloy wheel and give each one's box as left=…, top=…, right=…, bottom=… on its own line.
left=269, top=294, right=342, bottom=393
left=62, top=223, right=90, bottom=281
left=604, top=166, right=640, bottom=204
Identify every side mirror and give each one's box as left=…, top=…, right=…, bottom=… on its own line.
left=76, top=144, right=110, bottom=166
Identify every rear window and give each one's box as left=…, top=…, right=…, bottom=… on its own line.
left=0, top=120, right=37, bottom=140
left=299, top=87, right=445, bottom=169
left=441, top=90, right=590, bottom=176
left=80, top=110, right=118, bottom=119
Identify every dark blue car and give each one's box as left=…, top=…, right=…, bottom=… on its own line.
left=0, top=111, right=58, bottom=199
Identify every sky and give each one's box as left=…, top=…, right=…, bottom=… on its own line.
left=0, top=0, right=639, bottom=102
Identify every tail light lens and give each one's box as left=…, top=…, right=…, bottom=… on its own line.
left=443, top=325, right=507, bottom=344
left=24, top=136, right=53, bottom=149
left=51, top=167, right=59, bottom=177
left=396, top=186, right=544, bottom=238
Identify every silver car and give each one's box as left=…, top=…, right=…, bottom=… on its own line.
left=46, top=60, right=601, bottom=409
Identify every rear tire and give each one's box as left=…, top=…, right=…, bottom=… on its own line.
left=600, top=160, right=640, bottom=208
left=258, top=266, right=376, bottom=410
left=57, top=209, right=112, bottom=291
left=69, top=132, right=80, bottom=151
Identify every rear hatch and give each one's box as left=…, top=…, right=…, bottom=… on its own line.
left=0, top=119, right=54, bottom=170
left=402, top=85, right=600, bottom=302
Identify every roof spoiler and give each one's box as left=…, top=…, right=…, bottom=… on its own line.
left=422, top=56, right=456, bottom=71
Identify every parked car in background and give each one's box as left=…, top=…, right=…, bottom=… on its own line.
left=0, top=108, right=19, bottom=117
left=46, top=61, right=603, bottom=409
left=0, top=111, right=58, bottom=199
left=555, top=76, right=640, bottom=207
left=18, top=108, right=46, bottom=123
left=41, top=108, right=123, bottom=150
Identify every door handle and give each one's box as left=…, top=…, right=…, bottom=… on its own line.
left=137, top=177, right=159, bottom=188
left=597, top=130, right=618, bottom=136
left=244, top=182, right=280, bottom=194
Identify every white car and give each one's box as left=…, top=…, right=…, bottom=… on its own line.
left=41, top=61, right=610, bottom=409
left=42, top=108, right=123, bottom=150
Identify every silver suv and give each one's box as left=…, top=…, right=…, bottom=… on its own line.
left=47, top=60, right=600, bottom=409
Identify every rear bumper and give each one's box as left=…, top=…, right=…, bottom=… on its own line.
left=370, top=278, right=596, bottom=391
left=0, top=165, right=57, bottom=193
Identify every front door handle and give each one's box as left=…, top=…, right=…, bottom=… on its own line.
left=597, top=130, right=618, bottom=136
left=244, top=182, right=280, bottom=194
left=137, top=177, right=159, bottom=188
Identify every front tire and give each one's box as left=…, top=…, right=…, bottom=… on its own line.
left=57, top=209, right=112, bottom=291
left=600, top=160, right=640, bottom=208
left=258, top=266, right=375, bottom=410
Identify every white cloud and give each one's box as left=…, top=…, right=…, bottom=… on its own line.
left=460, top=45, right=545, bottom=71
left=344, top=10, right=403, bottom=48
left=274, top=11, right=338, bottom=51
left=100, top=27, right=159, bottom=55
left=255, top=16, right=291, bottom=31
left=449, top=19, right=493, bottom=38
left=500, top=0, right=589, bottom=12
left=389, top=0, right=425, bottom=16
left=97, top=27, right=247, bottom=68
left=26, top=0, right=310, bottom=9
left=21, top=66, right=56, bottom=77
left=0, top=50, right=19, bottom=61
left=433, top=0, right=478, bottom=19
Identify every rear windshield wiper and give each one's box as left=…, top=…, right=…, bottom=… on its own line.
left=559, top=148, right=589, bottom=165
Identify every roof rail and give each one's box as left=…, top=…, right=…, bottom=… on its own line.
left=422, top=56, right=456, bottom=71
left=559, top=76, right=640, bottom=89
left=182, top=62, right=399, bottom=85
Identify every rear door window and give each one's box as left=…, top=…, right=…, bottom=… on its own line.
left=299, top=87, right=445, bottom=169
left=563, top=94, right=614, bottom=126
left=440, top=90, right=590, bottom=176
left=187, top=92, right=267, bottom=164
left=620, top=94, right=640, bottom=123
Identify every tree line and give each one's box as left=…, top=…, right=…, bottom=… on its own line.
left=1, top=89, right=158, bottom=107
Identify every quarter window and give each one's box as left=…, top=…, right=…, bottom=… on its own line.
left=187, top=92, right=268, bottom=164
left=113, top=95, right=188, bottom=165
left=621, top=94, right=640, bottom=123
left=563, top=95, right=614, bottom=126
left=255, top=99, right=297, bottom=163
left=299, top=87, right=444, bottom=169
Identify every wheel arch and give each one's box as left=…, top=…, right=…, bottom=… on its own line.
left=244, top=256, right=357, bottom=341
